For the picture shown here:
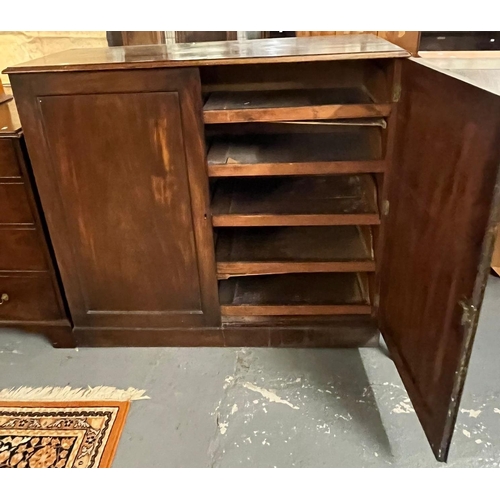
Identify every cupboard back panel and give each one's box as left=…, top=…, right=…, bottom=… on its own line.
left=199, top=60, right=394, bottom=100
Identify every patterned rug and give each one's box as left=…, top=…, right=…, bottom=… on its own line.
left=0, top=386, right=148, bottom=468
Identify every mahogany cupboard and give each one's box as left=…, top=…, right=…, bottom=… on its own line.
left=4, top=35, right=500, bottom=461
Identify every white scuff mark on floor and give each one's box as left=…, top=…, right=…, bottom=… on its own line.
left=461, top=409, right=482, bottom=418
left=244, top=437, right=252, bottom=444
left=242, top=382, right=299, bottom=410
left=494, top=408, right=500, bottom=414
left=223, top=376, right=234, bottom=390
left=379, top=382, right=401, bottom=389
left=219, top=422, right=229, bottom=435
left=317, top=423, right=331, bottom=434
left=262, top=438, right=270, bottom=446
left=263, top=407, right=268, bottom=413
left=334, top=413, right=351, bottom=421
left=211, top=400, right=222, bottom=416
left=392, top=399, right=415, bottom=414
left=374, top=452, right=379, bottom=457
left=295, top=378, right=301, bottom=383
left=463, top=429, right=471, bottom=438
left=476, top=439, right=483, bottom=444
left=230, top=404, right=238, bottom=415
left=253, top=399, right=259, bottom=404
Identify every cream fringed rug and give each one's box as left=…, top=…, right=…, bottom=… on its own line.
left=0, top=386, right=148, bottom=468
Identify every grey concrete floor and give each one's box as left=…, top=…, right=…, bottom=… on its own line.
left=1, top=276, right=500, bottom=467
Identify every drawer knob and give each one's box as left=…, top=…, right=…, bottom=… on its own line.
left=0, top=293, right=9, bottom=305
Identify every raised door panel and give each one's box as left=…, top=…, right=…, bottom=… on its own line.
left=12, top=69, right=219, bottom=328
left=379, top=58, right=500, bottom=461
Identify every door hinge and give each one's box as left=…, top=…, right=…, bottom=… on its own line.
left=393, top=84, right=402, bottom=102
left=382, top=200, right=390, bottom=216
left=459, top=299, right=477, bottom=328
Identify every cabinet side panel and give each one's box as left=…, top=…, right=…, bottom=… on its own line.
left=11, top=69, right=219, bottom=330
left=37, top=92, right=204, bottom=323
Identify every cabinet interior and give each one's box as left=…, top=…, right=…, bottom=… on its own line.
left=201, top=59, right=397, bottom=318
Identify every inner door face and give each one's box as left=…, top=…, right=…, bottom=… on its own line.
left=378, top=58, right=500, bottom=461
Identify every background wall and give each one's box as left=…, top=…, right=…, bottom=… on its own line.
left=0, top=31, right=107, bottom=86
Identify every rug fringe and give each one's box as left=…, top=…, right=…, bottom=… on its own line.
left=0, top=385, right=149, bottom=402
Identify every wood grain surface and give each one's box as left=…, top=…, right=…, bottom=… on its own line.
left=5, top=35, right=408, bottom=74
left=379, top=58, right=500, bottom=461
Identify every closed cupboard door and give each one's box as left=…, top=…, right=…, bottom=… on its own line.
left=11, top=69, right=219, bottom=329
left=379, top=59, right=500, bottom=461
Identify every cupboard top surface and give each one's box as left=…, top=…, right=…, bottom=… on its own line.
left=4, top=35, right=408, bottom=74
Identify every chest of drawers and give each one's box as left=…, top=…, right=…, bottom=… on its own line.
left=0, top=98, right=72, bottom=346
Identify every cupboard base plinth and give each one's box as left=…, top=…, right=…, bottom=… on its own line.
left=72, top=323, right=379, bottom=348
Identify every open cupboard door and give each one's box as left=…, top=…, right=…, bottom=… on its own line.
left=378, top=58, right=500, bottom=461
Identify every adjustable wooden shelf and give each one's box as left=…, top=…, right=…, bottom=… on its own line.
left=206, top=122, right=385, bottom=176
left=219, top=273, right=371, bottom=316
left=203, top=88, right=392, bottom=123
left=215, top=226, right=375, bottom=278
left=211, top=175, right=380, bottom=227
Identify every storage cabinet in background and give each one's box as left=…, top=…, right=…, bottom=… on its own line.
left=6, top=35, right=500, bottom=461
left=0, top=98, right=72, bottom=346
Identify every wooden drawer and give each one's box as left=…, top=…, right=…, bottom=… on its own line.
left=0, top=183, right=34, bottom=224
left=0, top=140, right=21, bottom=178
left=0, top=273, right=63, bottom=321
left=0, top=228, right=48, bottom=271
